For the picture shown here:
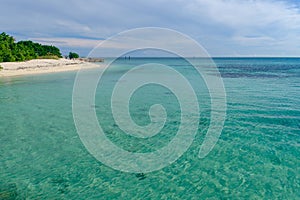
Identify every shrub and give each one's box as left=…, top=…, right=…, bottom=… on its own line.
left=69, top=52, right=79, bottom=59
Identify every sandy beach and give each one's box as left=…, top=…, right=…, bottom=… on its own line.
left=0, top=58, right=101, bottom=77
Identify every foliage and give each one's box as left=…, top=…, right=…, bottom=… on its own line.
left=0, top=65, right=3, bottom=70
left=68, top=52, right=79, bottom=59
left=0, top=32, right=62, bottom=62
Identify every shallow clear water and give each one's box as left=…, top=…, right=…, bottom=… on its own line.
left=0, top=58, right=299, bottom=199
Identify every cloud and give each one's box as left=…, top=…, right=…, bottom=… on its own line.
left=181, top=0, right=300, bottom=55
left=30, top=37, right=100, bottom=48
left=184, top=0, right=300, bottom=43
left=233, top=35, right=277, bottom=46
left=186, top=0, right=300, bottom=28
left=1, top=0, right=300, bottom=56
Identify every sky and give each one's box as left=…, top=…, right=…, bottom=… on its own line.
left=1, top=0, right=300, bottom=57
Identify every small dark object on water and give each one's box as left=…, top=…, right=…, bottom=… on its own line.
left=113, top=123, right=118, bottom=127
left=135, top=173, right=146, bottom=180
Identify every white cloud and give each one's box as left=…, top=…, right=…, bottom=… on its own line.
left=180, top=0, right=300, bottom=55
left=185, top=0, right=300, bottom=39
left=55, top=20, right=92, bottom=33
left=233, top=35, right=277, bottom=46
left=186, top=0, right=300, bottom=27
left=30, top=37, right=100, bottom=48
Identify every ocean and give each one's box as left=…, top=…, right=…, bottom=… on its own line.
left=0, top=58, right=299, bottom=199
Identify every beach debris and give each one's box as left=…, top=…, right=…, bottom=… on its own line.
left=78, top=58, right=104, bottom=62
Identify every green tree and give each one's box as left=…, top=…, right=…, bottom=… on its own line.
left=0, top=32, right=62, bottom=62
left=0, top=32, right=16, bottom=62
left=69, top=52, right=79, bottom=59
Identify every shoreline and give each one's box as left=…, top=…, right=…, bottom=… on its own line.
left=0, top=58, right=102, bottom=77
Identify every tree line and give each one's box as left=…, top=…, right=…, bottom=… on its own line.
left=0, top=32, right=62, bottom=62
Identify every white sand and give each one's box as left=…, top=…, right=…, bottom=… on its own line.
left=0, top=58, right=102, bottom=77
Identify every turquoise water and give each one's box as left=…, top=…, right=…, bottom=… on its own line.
left=0, top=58, right=299, bottom=199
